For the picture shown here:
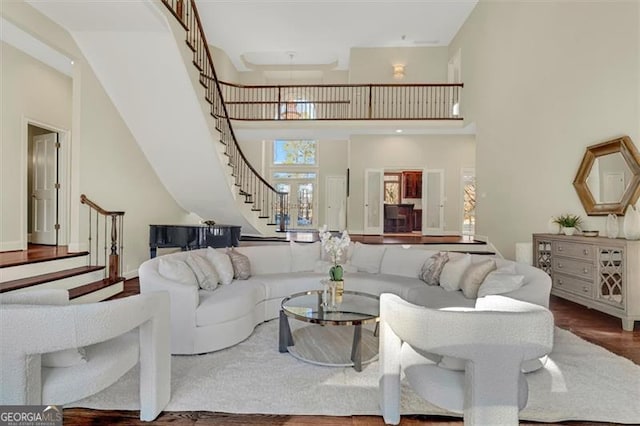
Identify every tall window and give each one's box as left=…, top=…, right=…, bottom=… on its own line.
left=273, top=140, right=317, bottom=165
left=272, top=140, right=318, bottom=229
left=384, top=173, right=401, bottom=204
left=461, top=169, right=476, bottom=235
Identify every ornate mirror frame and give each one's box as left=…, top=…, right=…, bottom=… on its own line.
left=573, top=136, right=640, bottom=215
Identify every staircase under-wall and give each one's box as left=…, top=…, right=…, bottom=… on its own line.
left=27, top=0, right=282, bottom=236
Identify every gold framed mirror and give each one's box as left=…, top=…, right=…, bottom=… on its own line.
left=573, top=136, right=640, bottom=215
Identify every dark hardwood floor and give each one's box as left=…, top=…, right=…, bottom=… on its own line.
left=76, top=278, right=639, bottom=426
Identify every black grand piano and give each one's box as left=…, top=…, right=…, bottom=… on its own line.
left=149, top=224, right=241, bottom=258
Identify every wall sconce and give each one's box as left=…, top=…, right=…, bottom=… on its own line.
left=393, top=64, right=405, bottom=80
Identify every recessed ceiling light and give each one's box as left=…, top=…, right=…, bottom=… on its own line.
left=396, top=129, right=403, bottom=133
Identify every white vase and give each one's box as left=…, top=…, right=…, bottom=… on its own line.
left=623, top=205, right=640, bottom=240
left=547, top=217, right=561, bottom=234
left=562, top=227, right=576, bottom=236
left=605, top=214, right=619, bottom=239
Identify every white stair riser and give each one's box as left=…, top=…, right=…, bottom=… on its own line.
left=71, top=281, right=124, bottom=304
left=3, top=269, right=106, bottom=295
left=1, top=256, right=88, bottom=282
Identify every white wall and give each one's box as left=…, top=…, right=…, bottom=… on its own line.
left=1, top=42, right=72, bottom=251
left=350, top=46, right=449, bottom=83
left=1, top=3, right=193, bottom=275
left=347, top=134, right=475, bottom=233
left=450, top=0, right=639, bottom=259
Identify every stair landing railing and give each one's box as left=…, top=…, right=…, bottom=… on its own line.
left=80, top=194, right=124, bottom=281
left=162, top=0, right=288, bottom=231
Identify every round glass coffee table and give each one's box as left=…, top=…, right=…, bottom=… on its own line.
left=278, top=290, right=379, bottom=372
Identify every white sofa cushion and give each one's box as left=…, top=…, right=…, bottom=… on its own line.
left=234, top=245, right=292, bottom=275
left=159, top=258, right=197, bottom=286
left=186, top=254, right=219, bottom=291
left=253, top=272, right=326, bottom=300
left=206, top=248, right=234, bottom=285
left=291, top=241, right=321, bottom=272
left=196, top=281, right=265, bottom=326
left=459, top=259, right=497, bottom=299
left=478, top=272, right=525, bottom=298
left=350, top=242, right=386, bottom=273
left=439, top=254, right=472, bottom=291
left=380, top=247, right=435, bottom=279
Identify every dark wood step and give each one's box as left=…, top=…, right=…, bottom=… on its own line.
left=0, top=247, right=88, bottom=268
left=0, top=266, right=105, bottom=293
left=69, top=277, right=124, bottom=300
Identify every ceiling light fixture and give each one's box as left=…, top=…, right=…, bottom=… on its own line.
left=396, top=129, right=403, bottom=133
left=393, top=64, right=405, bottom=80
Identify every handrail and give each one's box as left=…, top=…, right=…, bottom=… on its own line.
left=161, top=0, right=289, bottom=231
left=80, top=194, right=124, bottom=281
left=80, top=194, right=124, bottom=216
left=217, top=80, right=464, bottom=121
left=220, top=80, right=465, bottom=89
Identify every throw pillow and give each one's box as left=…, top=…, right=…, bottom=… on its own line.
left=290, top=241, right=321, bottom=272
left=227, top=248, right=251, bottom=280
left=477, top=272, right=525, bottom=298
left=419, top=252, right=449, bottom=286
left=439, top=254, right=472, bottom=291
left=1, top=289, right=88, bottom=368
left=158, top=257, right=197, bottom=286
left=186, top=254, right=219, bottom=291
left=459, top=259, right=497, bottom=299
left=206, top=248, right=234, bottom=285
left=350, top=242, right=386, bottom=274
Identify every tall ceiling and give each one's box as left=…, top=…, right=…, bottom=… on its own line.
left=196, top=0, right=478, bottom=71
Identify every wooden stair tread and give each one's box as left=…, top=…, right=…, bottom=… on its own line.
left=0, top=250, right=89, bottom=269
left=0, top=266, right=104, bottom=293
left=69, top=278, right=124, bottom=299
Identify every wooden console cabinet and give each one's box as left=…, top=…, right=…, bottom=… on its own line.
left=533, top=233, right=640, bottom=331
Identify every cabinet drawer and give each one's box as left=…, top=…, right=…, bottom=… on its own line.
left=553, top=241, right=594, bottom=261
left=552, top=257, right=594, bottom=280
left=553, top=274, right=593, bottom=298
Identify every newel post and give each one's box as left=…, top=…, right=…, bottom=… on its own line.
left=109, top=214, right=119, bottom=281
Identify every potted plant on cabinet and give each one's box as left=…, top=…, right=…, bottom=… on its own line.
left=554, top=214, right=583, bottom=236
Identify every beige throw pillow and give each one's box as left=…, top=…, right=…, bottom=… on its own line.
left=186, top=254, right=219, bottom=291
left=459, top=259, right=497, bottom=298
left=419, top=252, right=449, bottom=286
left=206, top=248, right=235, bottom=285
left=439, top=254, right=472, bottom=291
left=227, top=248, right=251, bottom=280
left=158, top=257, right=197, bottom=286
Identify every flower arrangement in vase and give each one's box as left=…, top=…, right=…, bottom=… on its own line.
left=553, top=214, right=583, bottom=236
left=318, top=225, right=350, bottom=296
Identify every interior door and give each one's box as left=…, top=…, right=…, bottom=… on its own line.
left=325, top=176, right=346, bottom=231
left=364, top=169, right=384, bottom=234
left=422, top=169, right=444, bottom=235
left=32, top=132, right=58, bottom=245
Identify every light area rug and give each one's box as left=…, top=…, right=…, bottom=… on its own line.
left=69, top=320, right=640, bottom=424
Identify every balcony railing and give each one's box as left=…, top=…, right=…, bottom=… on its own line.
left=219, top=82, right=463, bottom=121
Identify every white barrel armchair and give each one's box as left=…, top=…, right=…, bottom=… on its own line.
left=0, top=289, right=171, bottom=421
left=379, top=293, right=554, bottom=425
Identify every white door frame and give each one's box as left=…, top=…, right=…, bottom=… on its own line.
left=325, top=175, right=346, bottom=231
left=460, top=168, right=475, bottom=235
left=21, top=117, right=70, bottom=250
left=422, top=168, right=445, bottom=235
left=364, top=168, right=384, bottom=234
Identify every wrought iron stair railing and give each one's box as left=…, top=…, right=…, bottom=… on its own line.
left=219, top=81, right=463, bottom=121
left=162, top=0, right=288, bottom=231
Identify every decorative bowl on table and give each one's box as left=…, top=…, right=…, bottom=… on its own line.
left=582, top=230, right=599, bottom=237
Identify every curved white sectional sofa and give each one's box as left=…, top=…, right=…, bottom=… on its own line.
left=139, top=243, right=551, bottom=355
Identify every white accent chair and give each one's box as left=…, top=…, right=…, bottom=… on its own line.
left=379, top=293, right=554, bottom=425
left=0, top=289, right=171, bottom=421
